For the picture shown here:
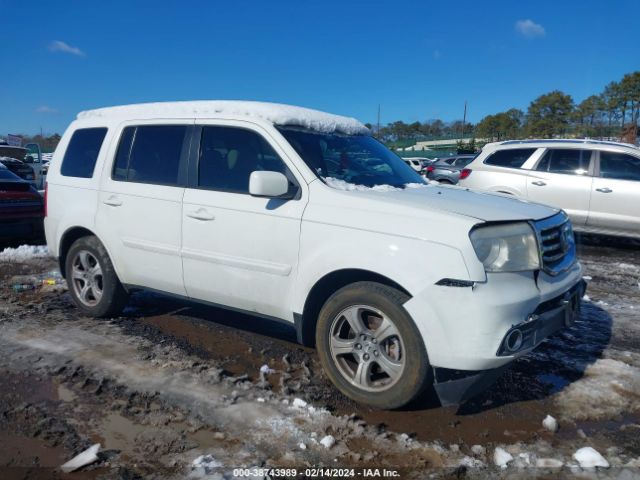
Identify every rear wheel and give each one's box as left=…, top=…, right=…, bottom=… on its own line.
left=316, top=282, right=431, bottom=409
left=65, top=236, right=129, bottom=317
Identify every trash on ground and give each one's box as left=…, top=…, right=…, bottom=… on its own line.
left=60, top=443, right=101, bottom=473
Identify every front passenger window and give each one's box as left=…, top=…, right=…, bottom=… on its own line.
left=198, top=126, right=294, bottom=194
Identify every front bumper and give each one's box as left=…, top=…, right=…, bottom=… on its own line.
left=431, top=279, right=586, bottom=406
left=404, top=260, right=584, bottom=372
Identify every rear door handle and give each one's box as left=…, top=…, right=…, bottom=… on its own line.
left=595, top=187, right=612, bottom=193
left=103, top=196, right=122, bottom=207
left=531, top=181, right=546, bottom=186
left=186, top=208, right=215, bottom=221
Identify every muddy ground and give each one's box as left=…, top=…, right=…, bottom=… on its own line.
left=0, top=235, right=639, bottom=479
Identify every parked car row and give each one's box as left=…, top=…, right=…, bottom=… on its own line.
left=0, top=142, right=47, bottom=190
left=0, top=163, right=44, bottom=241
left=458, top=139, right=640, bottom=240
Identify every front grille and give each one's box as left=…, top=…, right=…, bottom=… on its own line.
left=533, top=212, right=576, bottom=276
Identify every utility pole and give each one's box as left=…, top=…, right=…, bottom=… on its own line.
left=377, top=104, right=381, bottom=138
left=461, top=100, right=467, bottom=140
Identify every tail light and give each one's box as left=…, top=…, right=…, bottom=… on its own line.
left=460, top=168, right=472, bottom=180
left=44, top=181, right=48, bottom=217
left=426, top=165, right=435, bottom=173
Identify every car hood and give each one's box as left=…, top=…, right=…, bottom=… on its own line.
left=325, top=183, right=559, bottom=223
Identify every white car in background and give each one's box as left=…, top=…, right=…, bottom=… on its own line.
left=45, top=101, right=584, bottom=409
left=459, top=139, right=640, bottom=239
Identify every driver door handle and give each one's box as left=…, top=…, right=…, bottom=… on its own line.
left=595, top=187, right=612, bottom=193
left=531, top=181, right=546, bottom=186
left=186, top=208, right=215, bottom=221
left=103, top=196, right=123, bottom=207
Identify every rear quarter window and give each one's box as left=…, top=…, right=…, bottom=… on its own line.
left=60, top=128, right=108, bottom=178
left=484, top=148, right=536, bottom=169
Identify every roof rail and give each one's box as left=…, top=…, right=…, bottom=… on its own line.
left=500, top=139, right=639, bottom=149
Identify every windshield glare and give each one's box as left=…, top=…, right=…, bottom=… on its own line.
left=278, top=127, right=425, bottom=188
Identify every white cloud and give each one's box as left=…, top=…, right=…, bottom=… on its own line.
left=48, top=40, right=85, bottom=56
left=515, top=19, right=546, bottom=38
left=36, top=105, right=58, bottom=113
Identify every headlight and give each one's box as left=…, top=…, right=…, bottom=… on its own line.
left=470, top=222, right=540, bottom=272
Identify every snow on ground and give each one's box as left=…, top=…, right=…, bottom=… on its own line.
left=554, top=356, right=640, bottom=421
left=0, top=244, right=50, bottom=262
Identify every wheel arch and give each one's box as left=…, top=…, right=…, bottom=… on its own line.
left=296, top=268, right=411, bottom=347
left=58, top=227, right=99, bottom=278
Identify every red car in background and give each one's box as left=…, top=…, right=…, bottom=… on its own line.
left=0, top=164, right=44, bottom=240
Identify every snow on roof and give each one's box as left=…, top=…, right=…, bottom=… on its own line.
left=78, top=101, right=371, bottom=135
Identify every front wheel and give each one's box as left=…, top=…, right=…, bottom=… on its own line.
left=315, top=282, right=431, bottom=409
left=65, top=236, right=129, bottom=317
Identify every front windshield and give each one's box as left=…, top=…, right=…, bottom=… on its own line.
left=278, top=127, right=425, bottom=188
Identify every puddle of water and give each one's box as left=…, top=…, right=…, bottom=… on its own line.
left=57, top=384, right=77, bottom=402
left=95, top=413, right=148, bottom=453
left=537, top=373, right=571, bottom=394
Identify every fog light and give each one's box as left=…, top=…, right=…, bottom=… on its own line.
left=505, top=329, right=523, bottom=352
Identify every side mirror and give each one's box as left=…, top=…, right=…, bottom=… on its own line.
left=24, top=155, right=34, bottom=164
left=249, top=171, right=290, bottom=198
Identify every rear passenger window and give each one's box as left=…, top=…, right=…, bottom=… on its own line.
left=112, top=125, right=188, bottom=185
left=484, top=148, right=536, bottom=168
left=600, top=152, right=640, bottom=181
left=60, top=128, right=107, bottom=178
left=536, top=149, right=590, bottom=175
left=198, top=126, right=292, bottom=194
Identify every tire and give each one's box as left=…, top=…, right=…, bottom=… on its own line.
left=315, top=281, right=431, bottom=409
left=438, top=179, right=453, bottom=184
left=65, top=236, right=129, bottom=317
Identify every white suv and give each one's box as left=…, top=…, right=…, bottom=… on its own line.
left=45, top=101, right=585, bottom=409
left=458, top=139, right=640, bottom=239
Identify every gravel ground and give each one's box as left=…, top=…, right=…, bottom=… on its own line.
left=0, top=235, right=639, bottom=479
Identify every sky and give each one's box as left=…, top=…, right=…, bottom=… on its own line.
left=1, top=0, right=638, bottom=135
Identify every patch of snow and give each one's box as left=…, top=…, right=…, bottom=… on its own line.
left=78, top=101, right=371, bottom=135
left=320, top=435, right=335, bottom=449
left=299, top=443, right=307, bottom=450
left=60, top=443, right=101, bottom=473
left=493, top=447, right=513, bottom=468
left=582, top=275, right=592, bottom=281
left=292, top=398, right=307, bottom=408
left=583, top=294, right=591, bottom=301
left=458, top=456, right=484, bottom=468
left=0, top=245, right=50, bottom=262
left=324, top=177, right=428, bottom=192
left=470, top=444, right=486, bottom=456
left=192, top=454, right=222, bottom=469
left=535, top=458, right=564, bottom=468
left=554, top=358, right=640, bottom=420
left=259, top=364, right=275, bottom=375
left=573, top=447, right=610, bottom=468
left=542, top=414, right=558, bottom=432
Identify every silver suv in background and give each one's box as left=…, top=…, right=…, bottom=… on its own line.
left=458, top=139, right=640, bottom=239
left=426, top=154, right=476, bottom=184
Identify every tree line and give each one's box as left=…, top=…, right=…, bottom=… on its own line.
left=372, top=71, right=639, bottom=147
